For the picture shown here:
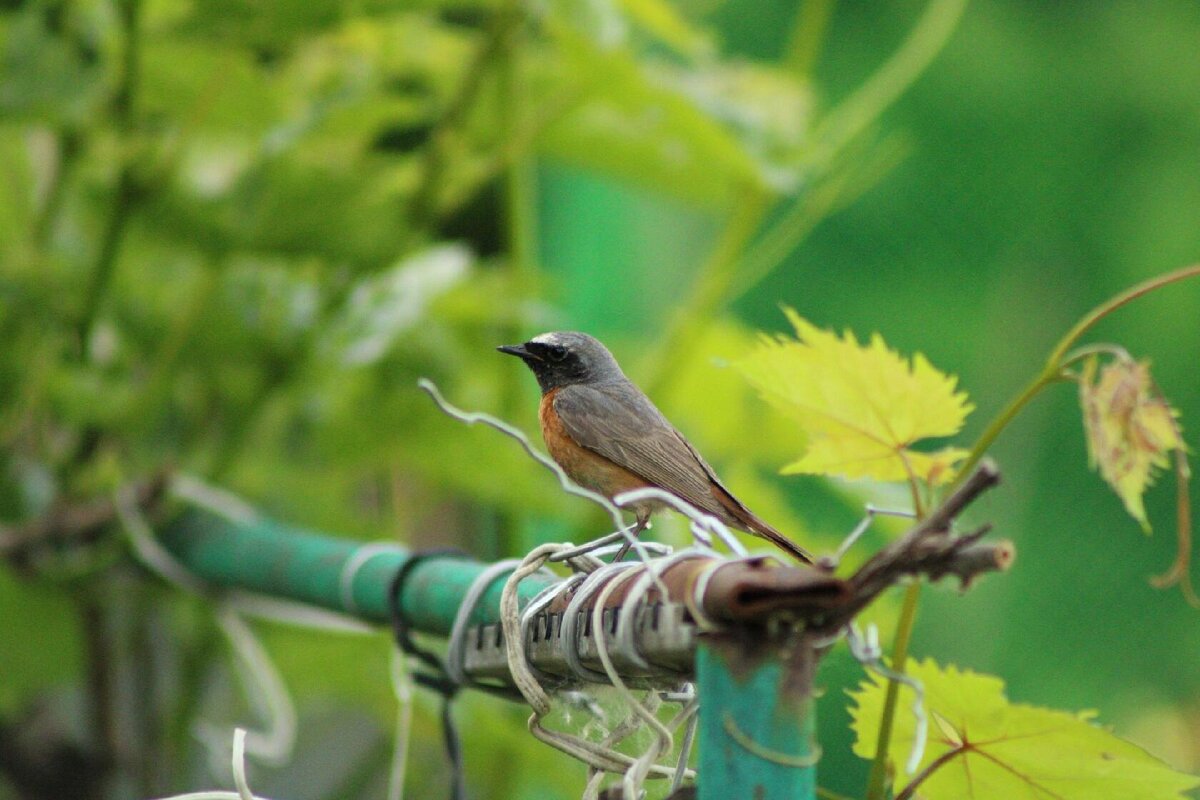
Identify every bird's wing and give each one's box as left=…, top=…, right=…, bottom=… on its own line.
left=552, top=383, right=726, bottom=516
left=554, top=383, right=813, bottom=562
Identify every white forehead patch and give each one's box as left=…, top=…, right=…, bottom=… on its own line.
left=531, top=332, right=566, bottom=346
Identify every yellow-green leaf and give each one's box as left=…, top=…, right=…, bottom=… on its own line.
left=1079, top=356, right=1186, bottom=531
left=849, top=658, right=1200, bottom=800
left=657, top=317, right=808, bottom=465
left=737, top=309, right=972, bottom=486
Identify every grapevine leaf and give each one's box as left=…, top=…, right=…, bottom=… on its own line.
left=1078, top=356, right=1186, bottom=531
left=737, top=309, right=972, bottom=486
left=849, top=658, right=1200, bottom=800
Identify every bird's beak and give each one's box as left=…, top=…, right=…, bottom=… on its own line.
left=497, top=343, right=536, bottom=360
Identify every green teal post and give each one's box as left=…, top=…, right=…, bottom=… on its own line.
left=159, top=509, right=555, bottom=633
left=696, top=633, right=817, bottom=800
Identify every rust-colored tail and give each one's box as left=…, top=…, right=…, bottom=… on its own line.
left=745, top=515, right=813, bottom=564
left=710, top=483, right=813, bottom=563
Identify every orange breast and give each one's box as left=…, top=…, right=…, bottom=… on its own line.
left=539, top=388, right=649, bottom=500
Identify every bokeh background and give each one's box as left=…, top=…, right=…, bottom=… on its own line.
left=2, top=0, right=1198, bottom=798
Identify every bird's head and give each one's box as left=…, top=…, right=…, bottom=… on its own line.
left=497, top=331, right=624, bottom=393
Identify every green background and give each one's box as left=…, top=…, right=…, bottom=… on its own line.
left=2, top=0, right=1198, bottom=798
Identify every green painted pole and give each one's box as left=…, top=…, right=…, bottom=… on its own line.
left=159, top=509, right=556, bottom=634
left=696, top=633, right=818, bottom=800
left=161, top=506, right=821, bottom=797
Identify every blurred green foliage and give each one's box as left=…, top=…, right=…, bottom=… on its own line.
left=1, top=0, right=1198, bottom=798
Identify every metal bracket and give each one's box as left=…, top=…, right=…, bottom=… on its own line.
left=463, top=601, right=696, bottom=686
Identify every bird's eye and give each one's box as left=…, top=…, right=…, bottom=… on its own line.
left=547, top=345, right=568, bottom=362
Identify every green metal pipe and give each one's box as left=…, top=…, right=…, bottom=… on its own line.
left=696, top=634, right=817, bottom=800
left=160, top=507, right=821, bottom=797
left=160, top=509, right=556, bottom=634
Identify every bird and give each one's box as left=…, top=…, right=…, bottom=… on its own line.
left=498, top=331, right=811, bottom=562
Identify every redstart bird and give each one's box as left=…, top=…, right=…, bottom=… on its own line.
left=499, top=331, right=812, bottom=562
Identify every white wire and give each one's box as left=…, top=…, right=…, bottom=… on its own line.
left=117, top=486, right=297, bottom=767
left=520, top=572, right=586, bottom=686
left=171, top=474, right=260, bottom=525
left=560, top=562, right=639, bottom=684
left=614, top=550, right=706, bottom=673
left=223, top=591, right=375, bottom=634
left=847, top=623, right=928, bottom=774
left=548, top=532, right=671, bottom=564
left=116, top=484, right=207, bottom=594
left=497, top=541, right=697, bottom=792
left=613, top=487, right=747, bottom=557
left=832, top=504, right=917, bottom=564
left=590, top=568, right=675, bottom=796
left=388, top=648, right=415, bottom=800
left=445, top=558, right=523, bottom=686
left=670, top=704, right=699, bottom=795
left=150, top=729, right=276, bottom=800
left=687, top=560, right=725, bottom=632
left=212, top=605, right=297, bottom=765
left=231, top=729, right=253, bottom=800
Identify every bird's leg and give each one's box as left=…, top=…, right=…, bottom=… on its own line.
left=611, top=509, right=651, bottom=562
